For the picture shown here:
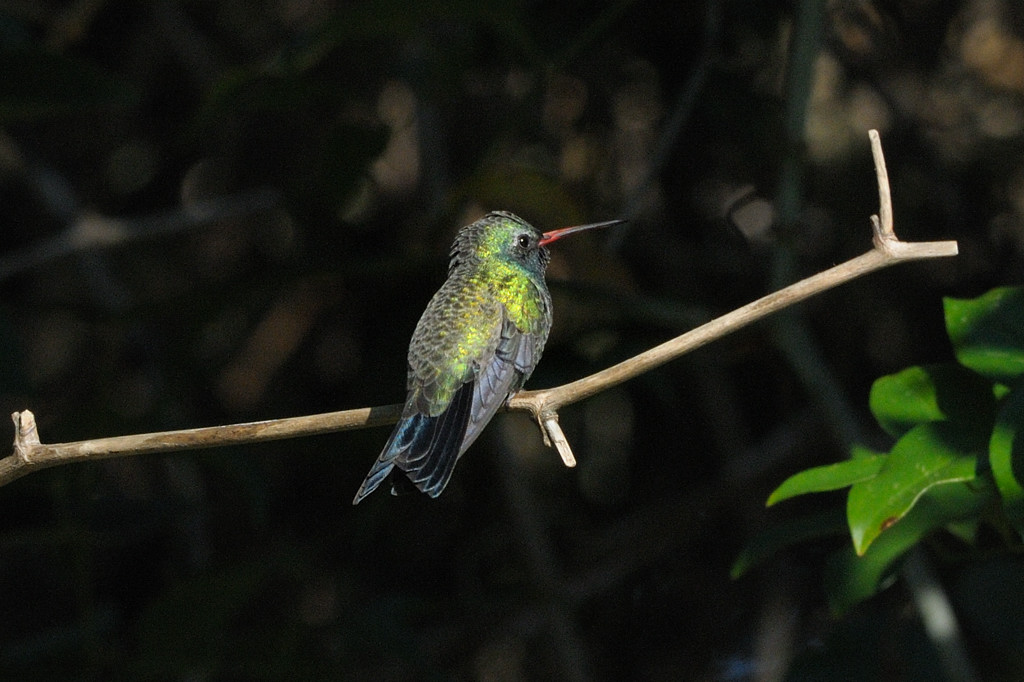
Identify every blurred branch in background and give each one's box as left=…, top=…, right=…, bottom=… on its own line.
left=7, top=1, right=1024, bottom=677
left=608, top=0, right=722, bottom=248
left=0, top=131, right=279, bottom=282
left=0, top=189, right=280, bottom=283
left=903, top=548, right=980, bottom=682
left=770, top=0, right=866, bottom=461
left=0, top=131, right=957, bottom=488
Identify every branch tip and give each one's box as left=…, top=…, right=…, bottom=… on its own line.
left=540, top=413, right=577, bottom=468
left=866, top=131, right=958, bottom=260
left=869, top=129, right=894, bottom=239
left=11, top=410, right=40, bottom=464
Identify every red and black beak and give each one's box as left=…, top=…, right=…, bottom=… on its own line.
left=539, top=218, right=626, bottom=246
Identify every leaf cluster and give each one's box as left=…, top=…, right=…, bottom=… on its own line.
left=737, top=287, right=1024, bottom=613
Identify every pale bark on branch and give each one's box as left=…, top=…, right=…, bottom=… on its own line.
left=1, top=131, right=958, bottom=487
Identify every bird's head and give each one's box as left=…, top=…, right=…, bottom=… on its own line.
left=448, top=211, right=624, bottom=275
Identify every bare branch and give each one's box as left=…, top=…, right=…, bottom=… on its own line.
left=0, top=188, right=280, bottom=283
left=508, top=129, right=957, bottom=425
left=540, top=413, right=577, bottom=468
left=871, top=129, right=894, bottom=239
left=1, top=404, right=403, bottom=486
left=0, top=130, right=958, bottom=487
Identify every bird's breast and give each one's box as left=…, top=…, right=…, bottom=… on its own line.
left=490, top=269, right=551, bottom=335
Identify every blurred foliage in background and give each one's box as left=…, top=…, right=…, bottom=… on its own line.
left=1, top=0, right=1023, bottom=679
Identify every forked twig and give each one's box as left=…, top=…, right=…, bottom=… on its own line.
left=1, top=131, right=957, bottom=486
left=510, top=129, right=956, bottom=450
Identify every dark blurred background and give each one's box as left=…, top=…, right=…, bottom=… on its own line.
left=0, top=1, right=1022, bottom=679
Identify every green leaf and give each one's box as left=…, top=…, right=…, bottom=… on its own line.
left=945, top=287, right=1024, bottom=384
left=869, top=364, right=996, bottom=439
left=826, top=480, right=988, bottom=613
left=990, top=377, right=1024, bottom=537
left=847, top=422, right=979, bottom=555
left=766, top=456, right=885, bottom=506
left=731, top=507, right=847, bottom=578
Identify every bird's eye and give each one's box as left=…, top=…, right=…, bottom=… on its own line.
left=516, top=234, right=530, bottom=249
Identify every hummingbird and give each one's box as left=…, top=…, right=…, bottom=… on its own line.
left=352, top=211, right=623, bottom=504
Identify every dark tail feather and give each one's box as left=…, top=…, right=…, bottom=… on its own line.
left=352, top=412, right=426, bottom=504
left=404, top=380, right=474, bottom=497
left=351, top=381, right=474, bottom=504
left=352, top=452, right=397, bottom=504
